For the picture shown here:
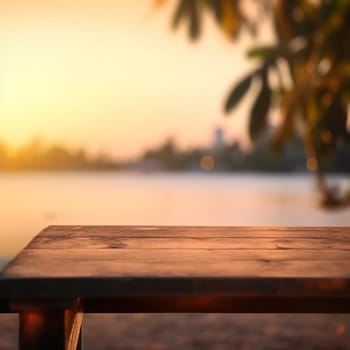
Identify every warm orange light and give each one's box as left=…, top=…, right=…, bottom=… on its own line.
left=200, top=155, right=215, bottom=171
left=0, top=1, right=253, bottom=159
left=321, top=130, right=333, bottom=144
left=321, top=93, right=332, bottom=108
left=21, top=312, right=46, bottom=338
left=336, top=323, right=346, bottom=336
left=306, top=157, right=318, bottom=172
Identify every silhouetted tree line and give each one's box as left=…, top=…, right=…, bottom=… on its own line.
left=0, top=139, right=121, bottom=171
left=0, top=136, right=349, bottom=173
left=141, top=137, right=350, bottom=173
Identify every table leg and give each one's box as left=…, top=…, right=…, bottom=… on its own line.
left=19, top=308, right=82, bottom=350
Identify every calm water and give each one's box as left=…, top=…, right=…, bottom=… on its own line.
left=1, top=171, right=349, bottom=259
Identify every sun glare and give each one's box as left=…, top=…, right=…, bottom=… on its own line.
left=0, top=0, right=259, bottom=159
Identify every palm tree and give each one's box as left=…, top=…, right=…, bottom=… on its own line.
left=160, top=0, right=350, bottom=207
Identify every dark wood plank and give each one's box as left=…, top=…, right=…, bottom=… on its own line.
left=26, top=231, right=350, bottom=250
left=25, top=226, right=350, bottom=253
left=5, top=296, right=350, bottom=313
left=1, top=226, right=350, bottom=308
left=2, top=275, right=350, bottom=299
left=28, top=225, right=350, bottom=243
left=0, top=300, right=10, bottom=312
left=27, top=236, right=350, bottom=250
left=3, top=248, right=350, bottom=279
left=82, top=296, right=350, bottom=313
left=1, top=247, right=350, bottom=299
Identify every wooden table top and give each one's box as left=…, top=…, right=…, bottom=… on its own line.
left=1, top=226, right=350, bottom=313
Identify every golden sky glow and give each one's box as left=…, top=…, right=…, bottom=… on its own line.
left=0, top=0, right=272, bottom=159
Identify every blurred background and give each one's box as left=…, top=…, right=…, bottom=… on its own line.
left=0, top=0, right=350, bottom=349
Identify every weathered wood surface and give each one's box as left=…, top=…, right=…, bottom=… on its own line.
left=1, top=226, right=350, bottom=312
left=27, top=225, right=350, bottom=242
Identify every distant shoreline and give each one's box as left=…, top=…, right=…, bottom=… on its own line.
left=1, top=137, right=349, bottom=173
left=0, top=169, right=349, bottom=176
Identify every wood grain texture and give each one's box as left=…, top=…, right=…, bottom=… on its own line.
left=27, top=236, right=350, bottom=250
left=28, top=225, right=350, bottom=240
left=1, top=226, right=350, bottom=310
left=3, top=248, right=350, bottom=277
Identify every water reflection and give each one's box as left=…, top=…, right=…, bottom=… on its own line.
left=0, top=172, right=349, bottom=256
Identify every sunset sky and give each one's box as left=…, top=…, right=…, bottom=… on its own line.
left=0, top=0, right=273, bottom=159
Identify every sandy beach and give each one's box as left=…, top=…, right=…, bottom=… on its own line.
left=1, top=313, right=350, bottom=349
